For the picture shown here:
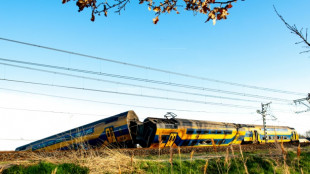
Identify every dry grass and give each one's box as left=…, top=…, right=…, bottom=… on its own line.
left=51, top=167, right=58, bottom=174
left=238, top=144, right=249, bottom=174
left=2, top=148, right=136, bottom=174
left=189, top=150, right=194, bottom=174
left=169, top=146, right=174, bottom=174
left=203, top=159, right=208, bottom=174
left=178, top=146, right=182, bottom=174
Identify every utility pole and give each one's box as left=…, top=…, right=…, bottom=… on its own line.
left=257, top=102, right=272, bottom=143
left=293, top=93, right=310, bottom=114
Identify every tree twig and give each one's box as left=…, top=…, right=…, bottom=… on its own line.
left=274, top=5, right=310, bottom=54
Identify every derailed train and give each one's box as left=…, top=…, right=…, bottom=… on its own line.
left=15, top=110, right=299, bottom=151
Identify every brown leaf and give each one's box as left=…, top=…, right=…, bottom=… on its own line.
left=227, top=4, right=233, bottom=9
left=104, top=10, right=108, bottom=17
left=153, top=6, right=161, bottom=12
left=153, top=16, right=159, bottom=24
left=62, top=0, right=69, bottom=4
left=91, top=12, right=95, bottom=21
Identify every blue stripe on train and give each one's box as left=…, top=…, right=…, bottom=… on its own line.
left=153, top=134, right=238, bottom=146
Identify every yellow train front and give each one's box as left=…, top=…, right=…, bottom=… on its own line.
left=241, top=124, right=299, bottom=144
left=135, top=117, right=246, bottom=148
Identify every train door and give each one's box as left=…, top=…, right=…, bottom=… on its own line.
left=292, top=131, right=297, bottom=141
left=165, top=133, right=177, bottom=147
left=105, top=127, right=117, bottom=143
left=253, top=130, right=258, bottom=144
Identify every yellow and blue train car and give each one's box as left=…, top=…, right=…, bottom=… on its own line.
left=136, top=117, right=246, bottom=148
left=15, top=110, right=139, bottom=151
left=241, top=125, right=299, bottom=144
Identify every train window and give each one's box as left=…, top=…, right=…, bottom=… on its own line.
left=183, top=122, right=192, bottom=126
left=218, top=139, right=225, bottom=145
left=196, top=130, right=202, bottom=134
left=182, top=140, right=190, bottom=146
left=187, top=129, right=195, bottom=134
left=161, top=135, right=169, bottom=142
left=225, top=130, right=232, bottom=134
left=205, top=140, right=212, bottom=144
left=191, top=140, right=198, bottom=146
left=211, top=130, right=216, bottom=134
left=277, top=136, right=280, bottom=140
left=203, top=130, right=210, bottom=134
left=284, top=136, right=288, bottom=140
left=216, top=130, right=223, bottom=134
left=165, top=124, right=174, bottom=129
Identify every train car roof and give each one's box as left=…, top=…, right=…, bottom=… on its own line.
left=15, top=110, right=138, bottom=151
left=240, top=124, right=293, bottom=129
left=145, top=117, right=236, bottom=127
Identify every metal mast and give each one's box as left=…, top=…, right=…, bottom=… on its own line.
left=293, top=93, right=310, bottom=114
left=257, top=102, right=272, bottom=143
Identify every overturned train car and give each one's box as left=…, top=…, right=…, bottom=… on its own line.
left=16, top=111, right=139, bottom=151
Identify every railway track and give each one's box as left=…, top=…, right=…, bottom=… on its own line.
left=1, top=142, right=309, bottom=162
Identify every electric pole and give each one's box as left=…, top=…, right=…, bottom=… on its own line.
left=257, top=102, right=272, bottom=143
left=293, top=93, right=310, bottom=114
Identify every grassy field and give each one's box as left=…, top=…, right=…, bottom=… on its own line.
left=1, top=145, right=310, bottom=174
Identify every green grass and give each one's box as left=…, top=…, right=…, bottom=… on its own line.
left=136, top=155, right=277, bottom=174
left=2, top=162, right=89, bottom=174
left=136, top=151, right=310, bottom=174
left=285, top=151, right=310, bottom=174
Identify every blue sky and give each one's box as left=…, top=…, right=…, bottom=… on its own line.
left=0, top=0, right=310, bottom=150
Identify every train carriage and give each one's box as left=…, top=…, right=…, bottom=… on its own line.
left=15, top=110, right=139, bottom=151
left=135, top=117, right=246, bottom=148
left=241, top=124, right=299, bottom=144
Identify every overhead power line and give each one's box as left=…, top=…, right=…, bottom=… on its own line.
left=0, top=58, right=293, bottom=103
left=0, top=138, right=36, bottom=141
left=0, top=106, right=107, bottom=117
left=0, top=37, right=305, bottom=96
left=0, top=61, right=289, bottom=104
left=0, top=87, right=255, bottom=115
left=0, top=78, right=258, bottom=110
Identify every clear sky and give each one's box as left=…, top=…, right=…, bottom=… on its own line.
left=0, top=0, right=309, bottom=151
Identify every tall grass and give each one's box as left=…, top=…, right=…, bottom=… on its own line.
left=2, top=147, right=135, bottom=174
left=238, top=144, right=249, bottom=174
left=189, top=150, right=194, bottom=174
left=178, top=147, right=182, bottom=174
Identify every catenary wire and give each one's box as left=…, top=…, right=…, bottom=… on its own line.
left=0, top=78, right=297, bottom=113
left=0, top=87, right=256, bottom=114
left=0, top=61, right=291, bottom=104
left=0, top=106, right=108, bottom=117
left=0, top=37, right=305, bottom=96
left=0, top=58, right=294, bottom=103
left=0, top=78, right=259, bottom=109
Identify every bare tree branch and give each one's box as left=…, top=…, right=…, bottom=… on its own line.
left=274, top=5, right=310, bottom=54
